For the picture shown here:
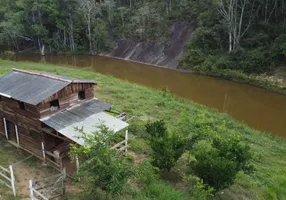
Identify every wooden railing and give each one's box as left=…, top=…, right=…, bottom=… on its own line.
left=0, top=165, right=16, bottom=196
left=29, top=168, right=66, bottom=200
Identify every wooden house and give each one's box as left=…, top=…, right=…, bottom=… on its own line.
left=0, top=68, right=129, bottom=175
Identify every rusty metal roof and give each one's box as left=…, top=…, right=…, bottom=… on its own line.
left=0, top=69, right=96, bottom=105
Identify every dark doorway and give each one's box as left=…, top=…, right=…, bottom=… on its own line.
left=78, top=90, right=85, bottom=100
left=6, top=120, right=17, bottom=143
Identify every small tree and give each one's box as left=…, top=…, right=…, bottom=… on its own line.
left=146, top=120, right=186, bottom=171
left=70, top=125, right=133, bottom=198
left=191, top=134, right=253, bottom=190
left=184, top=175, right=214, bottom=200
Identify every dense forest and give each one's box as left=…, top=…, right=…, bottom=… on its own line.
left=0, top=0, right=285, bottom=75
left=182, top=0, right=286, bottom=75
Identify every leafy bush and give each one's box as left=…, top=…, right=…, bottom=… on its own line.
left=184, top=175, right=214, bottom=200
left=2, top=51, right=15, bottom=60
left=272, top=34, right=286, bottom=57
left=146, top=120, right=186, bottom=171
left=191, top=134, right=253, bottom=190
left=70, top=125, right=134, bottom=198
left=128, top=121, right=148, bottom=139
left=229, top=48, right=277, bottom=74
left=135, top=160, right=160, bottom=187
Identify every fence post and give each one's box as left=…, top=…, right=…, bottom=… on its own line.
left=3, top=118, right=8, bottom=140
left=62, top=167, right=66, bottom=180
left=15, top=124, right=19, bottom=146
left=62, top=167, right=66, bottom=195
left=76, top=156, right=80, bottom=171
left=29, top=179, right=34, bottom=200
left=41, top=142, right=46, bottom=162
left=9, top=165, right=16, bottom=197
left=125, top=129, right=128, bottom=153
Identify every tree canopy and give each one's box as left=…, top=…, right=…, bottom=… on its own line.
left=0, top=0, right=285, bottom=75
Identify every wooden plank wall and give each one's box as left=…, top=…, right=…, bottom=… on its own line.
left=0, top=116, right=4, bottom=136
left=85, top=87, right=94, bottom=99
left=38, top=83, right=94, bottom=118
left=0, top=97, right=43, bottom=157
left=40, top=83, right=94, bottom=104
left=0, top=83, right=94, bottom=158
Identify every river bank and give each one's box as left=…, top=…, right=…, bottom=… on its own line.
left=188, top=67, right=286, bottom=95
left=0, top=60, right=286, bottom=199
left=4, top=48, right=285, bottom=95
left=100, top=53, right=286, bottom=95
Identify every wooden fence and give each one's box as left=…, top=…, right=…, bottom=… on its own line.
left=0, top=164, right=16, bottom=196
left=29, top=168, right=66, bottom=200
left=111, top=130, right=128, bottom=154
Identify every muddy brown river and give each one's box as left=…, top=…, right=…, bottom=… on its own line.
left=15, top=54, right=286, bottom=137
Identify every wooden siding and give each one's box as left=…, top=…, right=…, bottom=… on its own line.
left=18, top=126, right=43, bottom=157
left=0, top=96, right=43, bottom=156
left=0, top=82, right=95, bottom=163
left=85, top=87, right=94, bottom=99
left=0, top=116, right=4, bottom=136
left=38, top=83, right=94, bottom=118
left=40, top=83, right=94, bottom=104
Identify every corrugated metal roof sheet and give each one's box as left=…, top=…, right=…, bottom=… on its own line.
left=40, top=99, right=128, bottom=145
left=0, top=69, right=96, bottom=105
left=53, top=112, right=128, bottom=145
left=40, top=98, right=112, bottom=130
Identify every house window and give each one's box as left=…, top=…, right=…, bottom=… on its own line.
left=78, top=90, right=86, bottom=100
left=50, top=99, right=59, bottom=112
left=19, top=102, right=25, bottom=110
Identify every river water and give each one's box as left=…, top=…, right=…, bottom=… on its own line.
left=15, top=54, right=286, bottom=137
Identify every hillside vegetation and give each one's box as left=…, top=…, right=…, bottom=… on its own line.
left=181, top=0, right=286, bottom=84
left=0, top=1, right=285, bottom=78
left=0, top=0, right=190, bottom=53
left=0, top=60, right=286, bottom=199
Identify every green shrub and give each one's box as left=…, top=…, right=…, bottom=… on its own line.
left=272, top=34, right=286, bottom=57
left=2, top=51, right=15, bottom=60
left=146, top=120, right=187, bottom=171
left=185, top=175, right=214, bottom=200
left=135, top=160, right=160, bottom=187
left=70, top=125, right=134, bottom=198
left=191, top=134, right=253, bottom=190
left=128, top=121, right=148, bottom=139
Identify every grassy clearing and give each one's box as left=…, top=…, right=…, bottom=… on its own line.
left=0, top=60, right=286, bottom=199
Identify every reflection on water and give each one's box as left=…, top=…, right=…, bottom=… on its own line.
left=15, top=54, right=286, bottom=137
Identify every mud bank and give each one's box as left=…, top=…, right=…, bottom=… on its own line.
left=105, top=22, right=195, bottom=69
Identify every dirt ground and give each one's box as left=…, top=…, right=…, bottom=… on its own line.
left=0, top=138, right=72, bottom=199
left=13, top=161, right=59, bottom=199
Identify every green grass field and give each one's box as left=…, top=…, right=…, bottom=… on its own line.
left=0, top=60, right=286, bottom=199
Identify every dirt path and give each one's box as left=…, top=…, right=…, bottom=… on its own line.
left=13, top=161, right=58, bottom=199
left=0, top=138, right=60, bottom=199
